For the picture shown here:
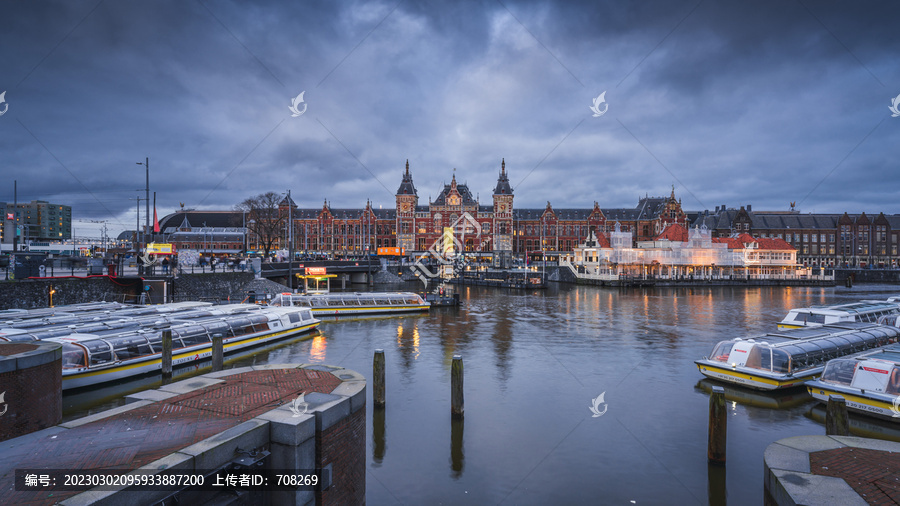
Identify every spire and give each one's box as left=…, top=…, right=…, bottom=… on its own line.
left=396, top=160, right=417, bottom=196
left=671, top=185, right=675, bottom=200
left=493, top=158, right=513, bottom=195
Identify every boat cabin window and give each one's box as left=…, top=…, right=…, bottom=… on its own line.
left=288, top=312, right=301, bottom=324
left=83, top=340, right=113, bottom=365
left=710, top=341, right=735, bottom=362
left=108, top=335, right=153, bottom=360
left=819, top=359, right=857, bottom=386
left=771, top=349, right=791, bottom=373
left=62, top=343, right=86, bottom=368
left=228, top=318, right=254, bottom=336
left=202, top=321, right=230, bottom=337
left=248, top=314, right=270, bottom=332
left=175, top=326, right=210, bottom=346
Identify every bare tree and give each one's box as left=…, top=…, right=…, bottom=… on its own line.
left=235, top=192, right=287, bottom=257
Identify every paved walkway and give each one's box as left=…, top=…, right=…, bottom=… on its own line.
left=765, top=435, right=900, bottom=505
left=0, top=366, right=343, bottom=505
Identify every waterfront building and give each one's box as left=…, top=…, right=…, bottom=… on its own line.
left=0, top=200, right=72, bottom=246
left=694, top=206, right=900, bottom=268
left=565, top=223, right=802, bottom=280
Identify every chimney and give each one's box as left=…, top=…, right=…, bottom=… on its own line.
left=747, top=204, right=752, bottom=212
left=715, top=206, right=720, bottom=213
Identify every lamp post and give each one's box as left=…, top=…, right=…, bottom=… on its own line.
left=136, top=158, right=149, bottom=273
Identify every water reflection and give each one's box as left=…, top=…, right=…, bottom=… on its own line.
left=708, top=463, right=727, bottom=506
left=695, top=379, right=813, bottom=410
left=309, top=333, right=328, bottom=363
left=450, top=417, right=464, bottom=478
left=372, top=407, right=386, bottom=465
left=807, top=405, right=900, bottom=443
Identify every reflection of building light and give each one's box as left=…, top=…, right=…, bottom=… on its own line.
left=397, top=325, right=403, bottom=345
left=412, top=325, right=420, bottom=359
left=310, top=334, right=327, bottom=363
left=731, top=401, right=737, bottom=411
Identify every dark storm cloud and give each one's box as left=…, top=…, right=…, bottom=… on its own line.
left=0, top=0, right=898, bottom=238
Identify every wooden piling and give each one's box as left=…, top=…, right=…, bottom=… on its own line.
left=708, top=386, right=726, bottom=464
left=825, top=395, right=850, bottom=436
left=211, top=334, right=224, bottom=372
left=161, top=329, right=172, bottom=377
left=451, top=355, right=464, bottom=418
left=374, top=349, right=385, bottom=407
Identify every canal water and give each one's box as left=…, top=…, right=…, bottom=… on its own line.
left=63, top=283, right=900, bottom=505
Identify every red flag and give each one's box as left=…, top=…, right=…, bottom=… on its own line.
left=153, top=206, right=160, bottom=233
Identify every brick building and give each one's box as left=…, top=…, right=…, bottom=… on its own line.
left=694, top=206, right=900, bottom=268
left=156, top=160, right=695, bottom=262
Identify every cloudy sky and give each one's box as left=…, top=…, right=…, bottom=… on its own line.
left=1, top=0, right=898, bottom=239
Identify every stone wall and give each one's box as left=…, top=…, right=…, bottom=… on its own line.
left=0, top=277, right=141, bottom=309
left=172, top=272, right=255, bottom=302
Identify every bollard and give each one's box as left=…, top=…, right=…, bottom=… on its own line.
left=825, top=395, right=850, bottom=436
left=708, top=386, right=726, bottom=465
left=161, top=329, right=173, bottom=377
left=374, top=349, right=385, bottom=407
left=212, top=333, right=224, bottom=372
left=451, top=355, right=464, bottom=418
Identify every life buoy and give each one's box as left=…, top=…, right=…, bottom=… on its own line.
left=890, top=369, right=900, bottom=392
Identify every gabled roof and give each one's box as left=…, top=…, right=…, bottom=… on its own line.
left=655, top=223, right=689, bottom=241
left=712, top=233, right=795, bottom=250
left=433, top=179, right=478, bottom=206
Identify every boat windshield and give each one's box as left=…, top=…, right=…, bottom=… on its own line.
left=62, top=343, right=87, bottom=368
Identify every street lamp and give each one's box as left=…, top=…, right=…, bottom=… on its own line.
left=136, top=158, right=149, bottom=273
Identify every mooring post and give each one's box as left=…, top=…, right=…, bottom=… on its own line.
left=708, top=386, right=726, bottom=464
left=451, top=355, right=464, bottom=418
left=374, top=349, right=385, bottom=407
left=161, top=329, right=172, bottom=377
left=825, top=395, right=850, bottom=436
left=212, top=333, right=224, bottom=372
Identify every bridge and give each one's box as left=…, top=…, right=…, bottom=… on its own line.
left=259, top=259, right=384, bottom=287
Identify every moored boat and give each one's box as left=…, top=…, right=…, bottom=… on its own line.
left=806, top=318, right=900, bottom=421
left=777, top=301, right=900, bottom=329
left=270, top=292, right=430, bottom=316
left=695, top=322, right=900, bottom=390
left=48, top=306, right=320, bottom=390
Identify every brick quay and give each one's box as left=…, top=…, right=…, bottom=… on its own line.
left=0, top=364, right=365, bottom=505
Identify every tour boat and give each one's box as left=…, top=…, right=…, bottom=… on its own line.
left=270, top=292, right=430, bottom=316
left=777, top=301, right=900, bottom=329
left=695, top=322, right=900, bottom=390
left=806, top=316, right=900, bottom=420
left=806, top=346, right=900, bottom=421
left=47, top=306, right=320, bottom=390
left=0, top=303, right=262, bottom=343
